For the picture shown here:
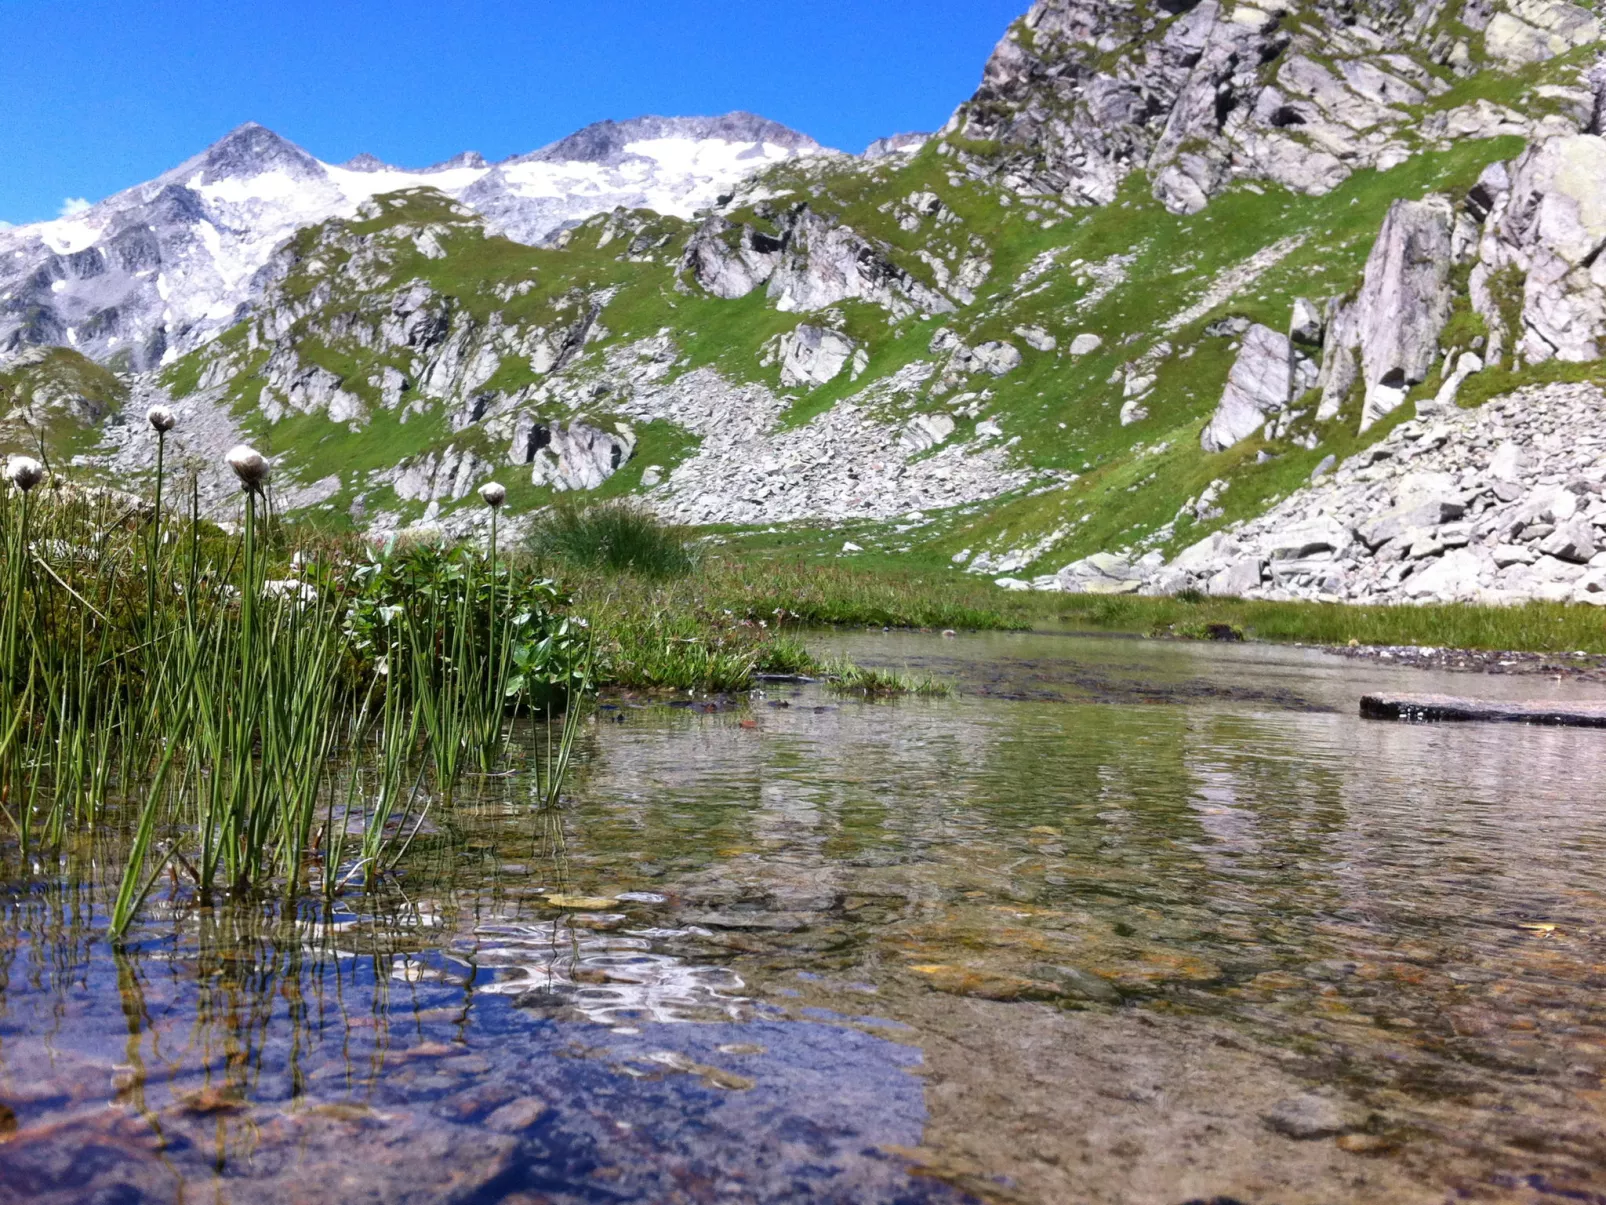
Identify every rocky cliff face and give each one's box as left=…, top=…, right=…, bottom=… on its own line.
left=947, top=0, right=1600, bottom=213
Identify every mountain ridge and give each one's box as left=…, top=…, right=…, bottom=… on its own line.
left=0, top=111, right=831, bottom=370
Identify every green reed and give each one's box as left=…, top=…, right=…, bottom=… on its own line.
left=0, top=454, right=589, bottom=938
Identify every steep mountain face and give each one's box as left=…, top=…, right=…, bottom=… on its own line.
left=0, top=114, right=826, bottom=371
left=10, top=0, right=1606, bottom=610
left=947, top=0, right=1600, bottom=213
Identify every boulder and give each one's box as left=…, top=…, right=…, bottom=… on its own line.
left=1056, top=552, right=1146, bottom=594
left=1068, top=333, right=1104, bottom=356
left=526, top=420, right=636, bottom=492
left=901, top=413, right=956, bottom=453
left=1357, top=494, right=1467, bottom=550
left=1289, top=297, right=1325, bottom=346
left=1404, top=548, right=1487, bottom=600
left=1266, top=518, right=1350, bottom=562
left=1014, top=325, right=1058, bottom=352
left=1170, top=530, right=1244, bottom=574
left=1207, top=557, right=1266, bottom=597
left=778, top=325, right=857, bottom=388
left=1201, top=324, right=1292, bottom=452
left=970, top=341, right=1024, bottom=377
left=1540, top=516, right=1598, bottom=563
left=1489, top=441, right=1526, bottom=481
left=1262, top=1094, right=1366, bottom=1142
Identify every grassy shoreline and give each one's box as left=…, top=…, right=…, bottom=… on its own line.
left=1040, top=594, right=1606, bottom=657
left=566, top=553, right=1606, bottom=666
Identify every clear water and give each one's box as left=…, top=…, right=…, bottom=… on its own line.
left=5, top=632, right=1606, bottom=1204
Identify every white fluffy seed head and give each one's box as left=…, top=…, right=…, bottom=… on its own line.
left=479, top=481, right=507, bottom=510
left=226, top=444, right=269, bottom=492
left=5, top=455, right=44, bottom=493
left=146, top=405, right=176, bottom=433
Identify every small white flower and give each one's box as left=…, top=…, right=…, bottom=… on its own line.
left=146, top=405, right=176, bottom=433
left=479, top=481, right=507, bottom=509
left=4, top=456, right=44, bottom=493
left=226, top=444, right=269, bottom=493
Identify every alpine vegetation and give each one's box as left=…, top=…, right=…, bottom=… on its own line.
left=0, top=415, right=592, bottom=938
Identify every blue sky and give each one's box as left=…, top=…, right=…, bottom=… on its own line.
left=0, top=0, right=1026, bottom=226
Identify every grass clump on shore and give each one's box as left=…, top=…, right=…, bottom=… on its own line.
left=558, top=556, right=1017, bottom=693
left=529, top=502, right=696, bottom=578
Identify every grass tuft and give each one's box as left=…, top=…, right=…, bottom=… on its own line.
left=823, top=658, right=954, bottom=698
left=529, top=503, right=696, bottom=578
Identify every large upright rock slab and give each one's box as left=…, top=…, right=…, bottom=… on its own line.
left=1201, top=324, right=1292, bottom=452
left=1480, top=135, right=1606, bottom=363
left=1354, top=196, right=1455, bottom=431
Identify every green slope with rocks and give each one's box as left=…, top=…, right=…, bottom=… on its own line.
left=10, top=1, right=1606, bottom=601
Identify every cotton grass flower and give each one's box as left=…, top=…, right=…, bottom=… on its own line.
left=479, top=481, right=507, bottom=509
left=226, top=444, right=269, bottom=494
left=146, top=405, right=176, bottom=433
left=4, top=455, right=44, bottom=493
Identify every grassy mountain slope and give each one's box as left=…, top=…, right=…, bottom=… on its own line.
left=10, top=6, right=1605, bottom=585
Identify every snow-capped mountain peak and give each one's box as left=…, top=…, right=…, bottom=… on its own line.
left=186, top=122, right=326, bottom=185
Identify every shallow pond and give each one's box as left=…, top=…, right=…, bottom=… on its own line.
left=5, top=631, right=1606, bottom=1204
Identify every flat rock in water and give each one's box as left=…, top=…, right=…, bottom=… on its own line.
left=1262, top=1093, right=1365, bottom=1140
left=1361, top=693, right=1606, bottom=727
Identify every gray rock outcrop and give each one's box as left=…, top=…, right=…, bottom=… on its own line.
left=517, top=418, right=636, bottom=492
left=1486, top=3, right=1600, bottom=64
left=683, top=205, right=957, bottom=320
left=777, top=325, right=857, bottom=388
left=1476, top=134, right=1606, bottom=364
left=1201, top=324, right=1292, bottom=453
left=941, top=0, right=1556, bottom=218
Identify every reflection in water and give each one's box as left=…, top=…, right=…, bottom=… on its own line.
left=4, top=632, right=1606, bottom=1202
